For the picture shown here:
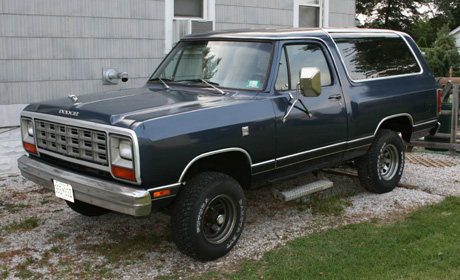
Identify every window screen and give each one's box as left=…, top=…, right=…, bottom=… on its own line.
left=298, top=0, right=320, bottom=27
left=334, top=36, right=421, bottom=81
left=276, top=44, right=332, bottom=91
left=299, top=6, right=320, bottom=27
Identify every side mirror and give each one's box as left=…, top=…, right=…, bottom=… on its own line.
left=282, top=67, right=321, bottom=123
left=299, top=67, right=321, bottom=97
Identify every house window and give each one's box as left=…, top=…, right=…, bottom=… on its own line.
left=175, top=0, right=203, bottom=18
left=166, top=0, right=215, bottom=54
left=299, top=0, right=321, bottom=27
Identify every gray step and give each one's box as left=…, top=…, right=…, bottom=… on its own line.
left=271, top=179, right=333, bottom=202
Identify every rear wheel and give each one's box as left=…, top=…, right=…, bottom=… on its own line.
left=358, top=129, right=405, bottom=193
left=65, top=199, right=110, bottom=216
left=171, top=172, right=246, bottom=261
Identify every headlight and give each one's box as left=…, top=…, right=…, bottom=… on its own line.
left=21, top=118, right=37, bottom=154
left=27, top=121, right=34, bottom=137
left=110, top=135, right=136, bottom=182
left=119, top=139, right=133, bottom=160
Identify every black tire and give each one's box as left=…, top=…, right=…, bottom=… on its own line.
left=171, top=172, right=246, bottom=261
left=358, top=129, right=405, bottom=193
left=65, top=199, right=111, bottom=216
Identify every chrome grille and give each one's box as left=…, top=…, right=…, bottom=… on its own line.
left=35, top=120, right=108, bottom=166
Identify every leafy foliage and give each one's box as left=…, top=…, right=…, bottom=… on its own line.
left=357, top=1, right=460, bottom=47
left=356, top=0, right=460, bottom=76
left=417, top=37, right=428, bottom=48
left=357, top=0, right=427, bottom=30
left=423, top=26, right=460, bottom=76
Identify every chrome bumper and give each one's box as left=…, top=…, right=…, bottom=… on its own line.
left=18, top=155, right=152, bottom=216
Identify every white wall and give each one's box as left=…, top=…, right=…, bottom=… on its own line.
left=0, top=0, right=356, bottom=127
left=0, top=0, right=166, bottom=126
left=449, top=27, right=460, bottom=52
left=328, top=0, right=356, bottom=27
left=215, top=0, right=294, bottom=30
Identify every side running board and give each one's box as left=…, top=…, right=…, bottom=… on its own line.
left=270, top=178, right=333, bottom=202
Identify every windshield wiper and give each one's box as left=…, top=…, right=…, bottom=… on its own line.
left=150, top=77, right=171, bottom=89
left=200, top=79, right=225, bottom=95
left=174, top=79, right=218, bottom=85
left=175, top=79, right=225, bottom=95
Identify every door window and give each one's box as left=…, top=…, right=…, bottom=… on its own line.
left=275, top=44, right=332, bottom=91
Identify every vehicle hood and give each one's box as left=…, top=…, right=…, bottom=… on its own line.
left=24, top=86, right=250, bottom=128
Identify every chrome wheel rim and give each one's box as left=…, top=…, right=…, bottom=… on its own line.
left=202, top=194, right=237, bottom=244
left=378, top=144, right=399, bottom=181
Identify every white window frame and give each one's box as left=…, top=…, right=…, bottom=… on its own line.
left=165, top=0, right=215, bottom=54
left=293, top=0, right=329, bottom=28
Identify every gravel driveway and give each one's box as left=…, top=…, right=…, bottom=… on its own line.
left=1, top=152, right=459, bottom=279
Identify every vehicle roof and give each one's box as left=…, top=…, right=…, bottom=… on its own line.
left=182, top=27, right=405, bottom=41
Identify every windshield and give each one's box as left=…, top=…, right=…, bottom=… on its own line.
left=150, top=41, right=272, bottom=90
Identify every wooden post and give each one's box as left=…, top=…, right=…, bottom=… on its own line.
left=451, top=83, right=459, bottom=156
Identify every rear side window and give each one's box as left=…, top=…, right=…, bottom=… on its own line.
left=334, top=36, right=421, bottom=81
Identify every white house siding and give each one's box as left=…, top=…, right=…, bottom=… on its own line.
left=215, top=0, right=293, bottom=30
left=449, top=27, right=460, bottom=52
left=0, top=0, right=165, bottom=126
left=328, top=0, right=355, bottom=27
left=0, top=0, right=356, bottom=127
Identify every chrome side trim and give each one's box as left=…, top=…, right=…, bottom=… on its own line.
left=251, top=159, right=276, bottom=175
left=252, top=134, right=375, bottom=170
left=276, top=149, right=343, bottom=169
left=178, top=148, right=253, bottom=183
left=374, top=113, right=414, bottom=136
left=413, top=119, right=438, bottom=128
left=276, top=141, right=346, bottom=162
left=347, top=135, right=374, bottom=144
left=147, top=182, right=181, bottom=192
left=178, top=134, right=376, bottom=182
left=251, top=159, right=276, bottom=167
left=20, top=111, right=142, bottom=185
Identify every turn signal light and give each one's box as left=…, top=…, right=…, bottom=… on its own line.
left=112, top=166, right=136, bottom=181
left=153, top=189, right=171, bottom=198
left=23, top=142, right=37, bottom=154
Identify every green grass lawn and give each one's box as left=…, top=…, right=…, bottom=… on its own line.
left=199, top=196, right=460, bottom=280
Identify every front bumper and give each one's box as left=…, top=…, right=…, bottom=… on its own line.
left=18, top=155, right=152, bottom=216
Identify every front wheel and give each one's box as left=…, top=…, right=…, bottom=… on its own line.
left=171, top=172, right=246, bottom=261
left=358, top=129, right=405, bottom=193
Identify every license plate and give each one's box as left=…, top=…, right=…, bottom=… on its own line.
left=53, top=180, right=75, bottom=203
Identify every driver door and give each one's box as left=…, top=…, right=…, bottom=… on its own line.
left=272, top=42, right=348, bottom=175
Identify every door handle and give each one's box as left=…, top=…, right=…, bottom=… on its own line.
left=328, top=94, right=342, bottom=101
